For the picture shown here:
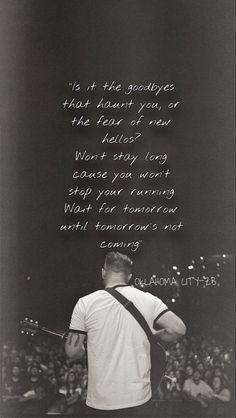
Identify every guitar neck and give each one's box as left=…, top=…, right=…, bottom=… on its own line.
left=40, top=327, right=67, bottom=340
left=20, top=318, right=69, bottom=340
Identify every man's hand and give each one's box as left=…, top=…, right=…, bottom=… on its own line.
left=65, top=332, right=86, bottom=360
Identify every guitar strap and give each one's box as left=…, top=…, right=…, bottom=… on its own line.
left=105, top=288, right=155, bottom=344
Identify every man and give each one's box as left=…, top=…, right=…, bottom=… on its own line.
left=2, top=365, right=26, bottom=416
left=65, top=252, right=186, bottom=416
left=19, top=362, right=46, bottom=415
left=183, top=370, right=213, bottom=408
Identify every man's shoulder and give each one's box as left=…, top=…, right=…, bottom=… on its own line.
left=79, top=289, right=106, bottom=303
left=125, top=286, right=162, bottom=301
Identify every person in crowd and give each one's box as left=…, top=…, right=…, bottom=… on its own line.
left=47, top=374, right=59, bottom=397
left=19, top=362, right=47, bottom=415
left=175, top=369, right=184, bottom=388
left=163, top=371, right=182, bottom=401
left=2, top=365, right=26, bottom=415
left=183, top=370, right=213, bottom=407
left=58, top=370, right=82, bottom=414
left=185, top=364, right=194, bottom=379
left=25, top=354, right=34, bottom=373
left=3, top=365, right=26, bottom=398
left=211, top=376, right=231, bottom=403
left=204, top=369, right=212, bottom=384
left=197, top=362, right=205, bottom=377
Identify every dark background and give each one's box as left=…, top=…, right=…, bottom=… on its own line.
left=0, top=1, right=234, bottom=339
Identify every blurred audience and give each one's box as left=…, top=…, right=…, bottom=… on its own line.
left=1, top=335, right=233, bottom=416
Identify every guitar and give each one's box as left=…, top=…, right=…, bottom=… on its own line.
left=20, top=318, right=169, bottom=392
left=20, top=318, right=68, bottom=340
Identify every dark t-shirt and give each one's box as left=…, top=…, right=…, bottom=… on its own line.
left=4, top=378, right=26, bottom=397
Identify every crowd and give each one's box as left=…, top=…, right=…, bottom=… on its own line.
left=1, top=334, right=233, bottom=416
left=158, top=336, right=233, bottom=399
left=1, top=337, right=88, bottom=415
left=156, top=336, right=233, bottom=414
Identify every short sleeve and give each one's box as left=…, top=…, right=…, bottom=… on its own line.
left=148, top=293, right=169, bottom=323
left=69, top=298, right=87, bottom=333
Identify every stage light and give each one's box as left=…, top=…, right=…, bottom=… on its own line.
left=191, top=260, right=195, bottom=264
left=151, top=274, right=156, bottom=279
left=200, top=256, right=204, bottom=261
left=188, top=265, right=194, bottom=270
left=216, top=263, right=220, bottom=267
left=202, top=265, right=206, bottom=269
left=222, top=254, right=226, bottom=258
left=172, top=266, right=178, bottom=270
left=171, top=298, right=176, bottom=303
left=177, top=271, right=181, bottom=276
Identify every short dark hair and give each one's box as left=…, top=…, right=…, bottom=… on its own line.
left=104, top=252, right=133, bottom=274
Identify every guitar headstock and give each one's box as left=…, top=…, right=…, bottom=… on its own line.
left=20, top=317, right=40, bottom=337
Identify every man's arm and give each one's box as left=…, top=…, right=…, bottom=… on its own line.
left=154, top=311, right=186, bottom=343
left=212, top=389, right=231, bottom=402
left=64, top=332, right=86, bottom=360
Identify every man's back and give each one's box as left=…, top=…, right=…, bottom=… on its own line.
left=70, top=285, right=168, bottom=410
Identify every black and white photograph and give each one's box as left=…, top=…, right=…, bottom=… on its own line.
left=0, top=1, right=235, bottom=417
